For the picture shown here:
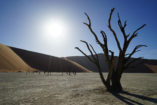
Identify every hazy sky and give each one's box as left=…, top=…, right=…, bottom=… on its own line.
left=0, top=0, right=157, bottom=59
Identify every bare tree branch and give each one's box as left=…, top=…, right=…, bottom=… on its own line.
left=80, top=40, right=97, bottom=61
left=84, top=12, right=91, bottom=26
left=100, top=31, right=108, bottom=45
left=100, top=31, right=110, bottom=63
left=84, top=12, right=111, bottom=66
left=117, top=13, right=128, bottom=40
left=128, top=24, right=146, bottom=43
left=126, top=45, right=147, bottom=61
left=108, top=8, right=122, bottom=51
left=83, top=13, right=103, bottom=46
left=132, top=24, right=146, bottom=35
left=89, top=44, right=99, bottom=61
left=106, top=50, right=115, bottom=85
left=109, top=50, right=114, bottom=62
left=75, top=47, right=95, bottom=63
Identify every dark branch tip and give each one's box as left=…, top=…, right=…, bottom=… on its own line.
left=117, top=12, right=120, bottom=19
left=111, top=8, right=115, bottom=12
left=80, top=40, right=86, bottom=43
left=84, top=12, right=87, bottom=16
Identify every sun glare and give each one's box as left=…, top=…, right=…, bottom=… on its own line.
left=40, top=17, right=69, bottom=41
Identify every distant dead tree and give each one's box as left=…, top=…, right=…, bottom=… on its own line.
left=47, top=56, right=52, bottom=75
left=75, top=8, right=147, bottom=92
left=73, top=68, right=76, bottom=75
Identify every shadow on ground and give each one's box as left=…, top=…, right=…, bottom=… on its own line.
left=112, top=91, right=157, bottom=105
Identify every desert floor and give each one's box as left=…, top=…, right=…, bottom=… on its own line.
left=0, top=72, right=157, bottom=105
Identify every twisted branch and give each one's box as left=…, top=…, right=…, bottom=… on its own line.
left=108, top=8, right=122, bottom=51
left=75, top=47, right=94, bottom=63
left=126, top=45, right=147, bottom=62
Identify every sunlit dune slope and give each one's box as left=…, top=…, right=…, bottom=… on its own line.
left=145, top=64, right=157, bottom=73
left=10, top=47, right=91, bottom=72
left=63, top=58, right=92, bottom=72
left=0, top=44, right=35, bottom=72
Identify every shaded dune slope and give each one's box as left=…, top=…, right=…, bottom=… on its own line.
left=67, top=54, right=157, bottom=73
left=10, top=47, right=91, bottom=72
left=0, top=44, right=35, bottom=72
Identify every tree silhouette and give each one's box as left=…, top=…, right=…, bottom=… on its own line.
left=75, top=8, right=147, bottom=92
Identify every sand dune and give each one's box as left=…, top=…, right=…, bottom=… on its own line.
left=0, top=44, right=35, bottom=72
left=10, top=46, right=91, bottom=72
left=63, top=58, right=92, bottom=72
left=1, top=45, right=155, bottom=73
left=145, top=64, right=157, bottom=73
left=67, top=55, right=157, bottom=73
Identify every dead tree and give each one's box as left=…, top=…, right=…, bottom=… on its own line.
left=75, top=8, right=147, bottom=92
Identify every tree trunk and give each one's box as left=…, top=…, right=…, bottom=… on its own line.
left=110, top=72, right=122, bottom=92
left=98, top=68, right=122, bottom=92
left=97, top=66, right=109, bottom=89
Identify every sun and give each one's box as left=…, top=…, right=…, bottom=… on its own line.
left=41, top=18, right=69, bottom=41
